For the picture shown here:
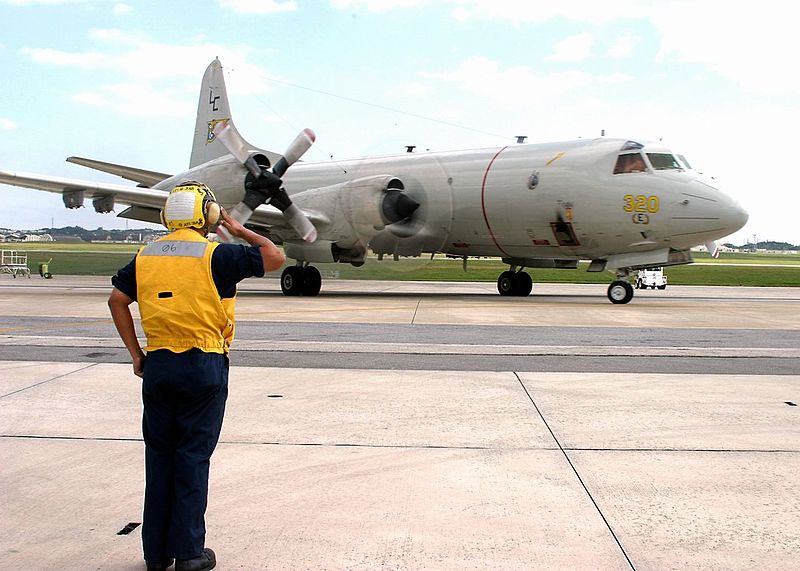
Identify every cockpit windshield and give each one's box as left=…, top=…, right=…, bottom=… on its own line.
left=613, top=153, right=647, bottom=174
left=647, top=153, right=683, bottom=170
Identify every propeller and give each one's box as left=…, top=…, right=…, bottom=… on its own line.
left=213, top=121, right=317, bottom=243
left=705, top=240, right=721, bottom=258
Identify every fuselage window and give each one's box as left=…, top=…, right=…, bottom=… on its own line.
left=647, top=153, right=682, bottom=170
left=613, top=153, right=648, bottom=174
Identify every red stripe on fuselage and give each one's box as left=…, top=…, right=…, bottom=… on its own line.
left=480, top=146, right=511, bottom=258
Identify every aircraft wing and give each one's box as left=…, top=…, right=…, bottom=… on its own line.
left=66, top=157, right=171, bottom=187
left=0, top=169, right=169, bottom=211
left=0, top=168, right=327, bottom=238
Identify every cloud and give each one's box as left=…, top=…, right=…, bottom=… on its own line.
left=649, top=2, right=800, bottom=94
left=20, top=31, right=263, bottom=83
left=396, top=82, right=429, bottom=97
left=73, top=83, right=193, bottom=117
left=216, top=0, right=297, bottom=14
left=0, top=0, right=85, bottom=5
left=449, top=0, right=650, bottom=25
left=606, top=35, right=636, bottom=59
left=112, top=3, right=133, bottom=15
left=332, top=0, right=427, bottom=11
left=0, top=117, right=17, bottom=130
left=427, top=56, right=595, bottom=106
left=546, top=32, right=594, bottom=62
left=18, top=30, right=279, bottom=118
left=449, top=0, right=800, bottom=95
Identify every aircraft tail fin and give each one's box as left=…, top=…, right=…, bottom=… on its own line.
left=190, top=59, right=279, bottom=168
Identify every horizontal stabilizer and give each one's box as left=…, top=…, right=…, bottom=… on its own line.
left=67, top=156, right=171, bottom=187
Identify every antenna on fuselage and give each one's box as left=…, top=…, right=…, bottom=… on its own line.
left=516, top=136, right=527, bottom=144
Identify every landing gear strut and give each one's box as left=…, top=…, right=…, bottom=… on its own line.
left=281, top=264, right=322, bottom=296
left=497, top=268, right=533, bottom=297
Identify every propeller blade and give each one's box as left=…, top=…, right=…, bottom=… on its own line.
left=211, top=121, right=317, bottom=243
left=272, top=128, right=315, bottom=177
left=705, top=240, right=721, bottom=258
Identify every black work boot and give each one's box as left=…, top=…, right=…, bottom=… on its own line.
left=175, top=548, right=216, bottom=571
left=146, top=558, right=173, bottom=570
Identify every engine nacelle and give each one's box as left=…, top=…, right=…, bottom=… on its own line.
left=93, top=195, right=115, bottom=213
left=284, top=239, right=337, bottom=263
left=292, top=175, right=418, bottom=251
left=63, top=190, right=85, bottom=209
left=165, top=154, right=260, bottom=205
left=283, top=240, right=368, bottom=265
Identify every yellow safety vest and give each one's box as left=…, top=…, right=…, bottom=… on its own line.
left=136, top=228, right=235, bottom=354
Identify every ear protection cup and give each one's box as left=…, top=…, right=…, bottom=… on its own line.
left=160, top=209, right=167, bottom=229
left=204, top=199, right=221, bottom=227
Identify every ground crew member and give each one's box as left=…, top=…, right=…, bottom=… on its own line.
left=108, top=180, right=285, bottom=571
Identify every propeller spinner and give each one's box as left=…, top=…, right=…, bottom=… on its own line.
left=213, top=121, right=317, bottom=243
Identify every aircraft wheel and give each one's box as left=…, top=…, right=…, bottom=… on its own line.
left=497, top=271, right=517, bottom=296
left=607, top=280, right=634, bottom=304
left=281, top=266, right=304, bottom=296
left=302, top=266, right=322, bottom=296
left=515, top=272, right=533, bottom=296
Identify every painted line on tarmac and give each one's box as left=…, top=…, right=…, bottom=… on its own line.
left=0, top=319, right=112, bottom=334
left=2, top=335, right=799, bottom=359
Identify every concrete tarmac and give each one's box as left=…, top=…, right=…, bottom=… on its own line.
left=1, top=276, right=799, bottom=570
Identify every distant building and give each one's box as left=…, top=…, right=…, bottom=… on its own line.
left=23, top=233, right=54, bottom=242
left=51, top=235, right=84, bottom=243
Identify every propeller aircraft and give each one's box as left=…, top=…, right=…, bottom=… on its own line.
left=0, top=59, right=748, bottom=303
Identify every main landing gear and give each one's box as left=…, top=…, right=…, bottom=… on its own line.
left=281, top=264, right=322, bottom=296
left=496, top=269, right=533, bottom=296
left=607, top=270, right=634, bottom=304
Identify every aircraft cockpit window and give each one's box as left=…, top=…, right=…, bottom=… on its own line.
left=647, top=153, right=682, bottom=171
left=621, top=140, right=644, bottom=151
left=677, top=154, right=693, bottom=170
left=613, top=153, right=648, bottom=174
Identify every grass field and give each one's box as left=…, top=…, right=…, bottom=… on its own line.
left=3, top=243, right=799, bottom=286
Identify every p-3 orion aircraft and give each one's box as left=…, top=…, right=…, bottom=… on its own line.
left=0, top=59, right=748, bottom=303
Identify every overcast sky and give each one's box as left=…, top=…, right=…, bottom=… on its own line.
left=1, top=0, right=797, bottom=245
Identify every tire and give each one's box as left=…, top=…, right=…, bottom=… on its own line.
left=657, top=284, right=666, bottom=290
left=281, top=266, right=304, bottom=296
left=515, top=272, right=533, bottom=296
left=497, top=271, right=517, bottom=296
left=301, top=266, right=322, bottom=296
left=607, top=280, right=634, bottom=304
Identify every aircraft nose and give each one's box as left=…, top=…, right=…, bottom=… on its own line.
left=724, top=201, right=749, bottom=235
left=704, top=179, right=748, bottom=235
left=673, top=179, right=748, bottom=244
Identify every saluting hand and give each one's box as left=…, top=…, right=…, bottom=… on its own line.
left=219, top=208, right=246, bottom=239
